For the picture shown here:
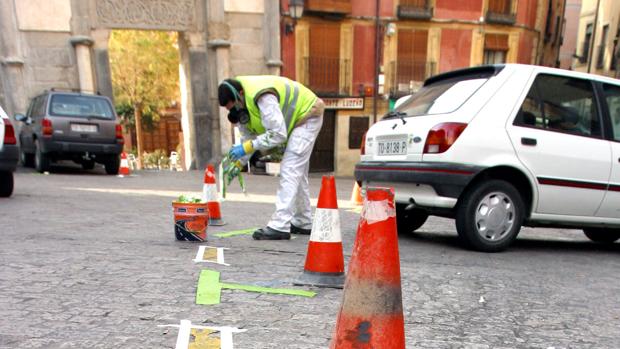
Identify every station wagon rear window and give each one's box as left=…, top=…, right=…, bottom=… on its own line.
left=387, top=68, right=498, bottom=118
left=50, top=95, right=114, bottom=119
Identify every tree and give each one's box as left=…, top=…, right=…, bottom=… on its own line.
left=108, top=30, right=179, bottom=167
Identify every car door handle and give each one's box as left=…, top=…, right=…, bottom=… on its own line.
left=521, top=137, right=537, bottom=146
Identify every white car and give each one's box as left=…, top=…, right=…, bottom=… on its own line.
left=356, top=64, right=620, bottom=252
left=0, top=105, right=18, bottom=197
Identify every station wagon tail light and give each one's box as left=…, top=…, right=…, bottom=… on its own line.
left=41, top=118, right=53, bottom=137
left=3, top=122, right=16, bottom=145
left=423, top=122, right=467, bottom=154
left=115, top=124, right=124, bottom=144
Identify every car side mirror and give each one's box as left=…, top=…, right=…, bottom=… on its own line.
left=14, top=113, right=31, bottom=125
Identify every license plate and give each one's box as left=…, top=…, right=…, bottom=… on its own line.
left=71, top=124, right=98, bottom=133
left=378, top=139, right=407, bottom=155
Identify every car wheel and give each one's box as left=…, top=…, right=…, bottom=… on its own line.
left=20, top=149, right=34, bottom=167
left=82, top=160, right=95, bottom=170
left=583, top=228, right=620, bottom=243
left=34, top=139, right=50, bottom=173
left=456, top=180, right=524, bottom=252
left=395, top=203, right=429, bottom=234
left=0, top=171, right=13, bottom=197
left=105, top=155, right=120, bottom=175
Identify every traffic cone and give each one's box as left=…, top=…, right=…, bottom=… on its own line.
left=295, top=176, right=345, bottom=288
left=118, top=152, right=130, bottom=177
left=330, top=187, right=405, bottom=349
left=202, top=164, right=226, bottom=226
left=350, top=182, right=363, bottom=206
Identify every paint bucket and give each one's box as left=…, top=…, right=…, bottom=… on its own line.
left=172, top=201, right=209, bottom=241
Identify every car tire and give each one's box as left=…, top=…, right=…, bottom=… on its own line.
left=82, top=160, right=95, bottom=170
left=0, top=171, right=13, bottom=197
left=583, top=228, right=620, bottom=243
left=395, top=203, right=429, bottom=234
left=20, top=149, right=34, bottom=167
left=456, top=180, right=524, bottom=252
left=34, top=139, right=50, bottom=173
left=105, top=155, right=120, bottom=175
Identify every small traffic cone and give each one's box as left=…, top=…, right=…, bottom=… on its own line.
left=202, top=164, right=226, bottom=226
left=330, top=187, right=405, bottom=349
left=118, top=152, right=130, bottom=177
left=350, top=182, right=363, bottom=206
left=295, top=176, right=345, bottom=288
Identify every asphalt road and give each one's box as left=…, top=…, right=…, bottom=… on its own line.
left=1, top=163, right=619, bottom=348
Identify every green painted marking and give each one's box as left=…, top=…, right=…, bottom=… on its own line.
left=214, top=228, right=257, bottom=238
left=196, top=269, right=316, bottom=305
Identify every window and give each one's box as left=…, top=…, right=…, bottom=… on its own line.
left=611, top=25, right=620, bottom=70
left=50, top=95, right=114, bottom=119
left=349, top=116, right=369, bottom=149
left=597, top=25, right=609, bottom=69
left=581, top=24, right=593, bottom=64
left=308, top=23, right=342, bottom=95
left=514, top=74, right=601, bottom=138
left=603, top=84, right=620, bottom=141
left=483, top=34, right=508, bottom=64
left=32, top=96, right=47, bottom=118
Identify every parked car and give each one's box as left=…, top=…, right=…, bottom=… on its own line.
left=0, top=105, right=18, bottom=197
left=15, top=90, right=123, bottom=174
left=355, top=64, right=620, bottom=252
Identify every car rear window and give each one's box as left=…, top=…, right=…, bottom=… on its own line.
left=50, top=95, right=114, bottom=119
left=386, top=66, right=501, bottom=118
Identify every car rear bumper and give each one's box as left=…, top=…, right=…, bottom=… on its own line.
left=354, top=161, right=484, bottom=199
left=0, top=144, right=19, bottom=172
left=41, top=138, right=122, bottom=155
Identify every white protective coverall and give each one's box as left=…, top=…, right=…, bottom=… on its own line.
left=239, top=93, right=324, bottom=232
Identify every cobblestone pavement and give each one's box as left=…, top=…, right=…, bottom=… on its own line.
left=1, top=164, right=619, bottom=348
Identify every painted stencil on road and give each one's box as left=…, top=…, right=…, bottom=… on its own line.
left=159, top=320, right=246, bottom=349
left=193, top=246, right=230, bottom=266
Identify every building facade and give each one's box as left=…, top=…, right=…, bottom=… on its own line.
left=281, top=0, right=566, bottom=176
left=0, top=0, right=282, bottom=170
left=573, top=0, right=620, bottom=77
left=558, top=0, right=582, bottom=69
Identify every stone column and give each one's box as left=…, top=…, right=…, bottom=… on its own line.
left=264, top=0, right=283, bottom=75
left=207, top=0, right=233, bottom=155
left=0, top=0, right=27, bottom=116
left=91, top=29, right=113, bottom=100
left=179, top=31, right=214, bottom=170
left=70, top=36, right=95, bottom=93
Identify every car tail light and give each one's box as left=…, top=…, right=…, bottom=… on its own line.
left=423, top=122, right=467, bottom=154
left=360, top=132, right=367, bottom=155
left=115, top=124, right=124, bottom=144
left=42, top=118, right=53, bottom=137
left=3, top=121, right=16, bottom=145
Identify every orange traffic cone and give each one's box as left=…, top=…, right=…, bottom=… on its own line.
left=330, top=187, right=405, bottom=348
left=202, top=164, right=225, bottom=226
left=296, top=176, right=345, bottom=288
left=118, top=152, right=130, bottom=177
left=350, top=182, right=363, bottom=206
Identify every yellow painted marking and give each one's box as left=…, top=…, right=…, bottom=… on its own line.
left=202, top=247, right=218, bottom=262
left=189, top=328, right=221, bottom=348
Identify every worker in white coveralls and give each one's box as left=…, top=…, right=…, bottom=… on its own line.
left=218, top=76, right=324, bottom=240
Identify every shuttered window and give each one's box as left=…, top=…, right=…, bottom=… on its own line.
left=308, top=23, right=341, bottom=95
left=397, top=29, right=428, bottom=82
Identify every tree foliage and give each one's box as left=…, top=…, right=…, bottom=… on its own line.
left=109, top=30, right=179, bottom=161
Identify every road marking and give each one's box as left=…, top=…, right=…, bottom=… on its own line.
left=159, top=320, right=246, bottom=349
left=193, top=245, right=229, bottom=266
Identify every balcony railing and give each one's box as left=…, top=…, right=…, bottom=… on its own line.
left=389, top=60, right=436, bottom=97
left=485, top=0, right=515, bottom=25
left=398, top=0, right=433, bottom=20
left=302, top=56, right=350, bottom=96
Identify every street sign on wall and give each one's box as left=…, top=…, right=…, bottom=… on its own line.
left=323, top=97, right=364, bottom=110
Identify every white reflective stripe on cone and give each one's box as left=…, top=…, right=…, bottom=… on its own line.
left=202, top=184, right=218, bottom=202
left=310, top=208, right=341, bottom=243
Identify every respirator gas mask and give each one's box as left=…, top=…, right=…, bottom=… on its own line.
left=222, top=81, right=250, bottom=125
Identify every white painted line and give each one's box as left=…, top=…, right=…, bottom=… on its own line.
left=159, top=320, right=247, bottom=349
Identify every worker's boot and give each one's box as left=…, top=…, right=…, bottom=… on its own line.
left=290, top=224, right=311, bottom=235
left=252, top=226, right=291, bottom=240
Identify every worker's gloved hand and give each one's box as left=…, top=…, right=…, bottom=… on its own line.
left=228, top=141, right=254, bottom=161
left=224, top=160, right=243, bottom=185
